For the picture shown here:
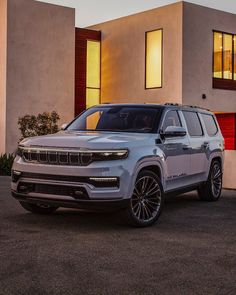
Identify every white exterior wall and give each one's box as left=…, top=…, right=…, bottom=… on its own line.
left=223, top=151, right=236, bottom=189
left=89, top=2, right=183, bottom=105
left=183, top=2, right=236, bottom=112
left=2, top=0, right=75, bottom=153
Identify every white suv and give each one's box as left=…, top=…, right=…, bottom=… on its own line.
left=11, top=104, right=224, bottom=227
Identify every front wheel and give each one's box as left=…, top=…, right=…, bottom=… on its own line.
left=124, top=170, right=164, bottom=227
left=198, top=160, right=223, bottom=202
left=19, top=201, right=58, bottom=214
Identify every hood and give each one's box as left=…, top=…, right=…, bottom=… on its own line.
left=20, top=131, right=154, bottom=150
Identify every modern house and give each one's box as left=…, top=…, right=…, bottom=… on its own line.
left=0, top=0, right=236, bottom=188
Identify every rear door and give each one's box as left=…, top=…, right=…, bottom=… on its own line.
left=160, top=110, right=191, bottom=191
left=182, top=110, right=207, bottom=183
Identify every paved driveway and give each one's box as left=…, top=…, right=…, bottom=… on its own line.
left=0, top=177, right=236, bottom=295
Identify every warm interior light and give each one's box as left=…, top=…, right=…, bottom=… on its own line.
left=213, top=32, right=223, bottom=78
left=234, top=35, right=236, bottom=80
left=86, top=40, right=101, bottom=108
left=86, top=88, right=100, bottom=109
left=146, top=30, right=162, bottom=88
left=223, top=34, right=233, bottom=79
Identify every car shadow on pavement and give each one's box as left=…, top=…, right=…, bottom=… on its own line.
left=5, top=191, right=205, bottom=232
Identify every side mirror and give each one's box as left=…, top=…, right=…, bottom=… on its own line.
left=162, top=126, right=187, bottom=138
left=60, top=123, right=68, bottom=131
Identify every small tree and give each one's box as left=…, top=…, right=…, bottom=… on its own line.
left=0, top=154, right=14, bottom=176
left=18, top=111, right=60, bottom=140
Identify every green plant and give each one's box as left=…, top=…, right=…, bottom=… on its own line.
left=18, top=111, right=60, bottom=140
left=0, top=154, right=14, bottom=176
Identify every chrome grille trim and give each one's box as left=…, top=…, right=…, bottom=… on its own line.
left=19, top=145, right=127, bottom=154
left=19, top=146, right=128, bottom=166
left=22, top=150, right=80, bottom=166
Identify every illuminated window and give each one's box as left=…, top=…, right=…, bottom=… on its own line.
left=145, top=29, right=163, bottom=89
left=213, top=32, right=223, bottom=78
left=234, top=36, right=236, bottom=80
left=86, top=40, right=101, bottom=108
left=223, top=34, right=233, bottom=79
left=213, top=31, right=236, bottom=89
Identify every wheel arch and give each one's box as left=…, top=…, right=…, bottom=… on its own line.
left=131, top=158, right=165, bottom=193
left=138, top=165, right=162, bottom=179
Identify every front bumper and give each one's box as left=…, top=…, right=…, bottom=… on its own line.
left=11, top=191, right=129, bottom=211
left=11, top=156, right=134, bottom=209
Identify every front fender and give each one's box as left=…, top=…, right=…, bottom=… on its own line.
left=126, top=156, right=166, bottom=199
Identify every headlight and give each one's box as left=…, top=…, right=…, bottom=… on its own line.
left=92, top=150, right=129, bottom=161
left=80, top=150, right=129, bottom=165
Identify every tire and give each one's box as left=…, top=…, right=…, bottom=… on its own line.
left=19, top=201, right=58, bottom=214
left=123, top=170, right=164, bottom=227
left=198, top=160, right=222, bottom=202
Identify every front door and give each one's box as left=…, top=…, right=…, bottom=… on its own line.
left=160, top=110, right=191, bottom=192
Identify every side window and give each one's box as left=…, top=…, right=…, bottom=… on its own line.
left=201, top=114, right=218, bottom=136
left=162, top=110, right=181, bottom=131
left=183, top=111, right=203, bottom=137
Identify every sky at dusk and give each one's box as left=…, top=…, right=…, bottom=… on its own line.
left=37, top=0, right=236, bottom=27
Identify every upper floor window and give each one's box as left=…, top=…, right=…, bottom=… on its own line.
left=86, top=40, right=101, bottom=108
left=213, top=31, right=236, bottom=90
left=145, top=29, right=163, bottom=89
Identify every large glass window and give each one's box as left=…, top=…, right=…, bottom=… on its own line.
left=223, top=34, right=233, bottom=79
left=145, top=29, right=163, bottom=89
left=213, top=32, right=223, bottom=78
left=234, top=36, right=236, bottom=80
left=86, top=40, right=101, bottom=108
left=213, top=31, right=236, bottom=81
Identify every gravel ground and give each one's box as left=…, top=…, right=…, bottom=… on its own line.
left=0, top=177, right=236, bottom=295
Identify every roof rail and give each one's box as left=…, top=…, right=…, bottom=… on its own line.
left=182, top=105, right=210, bottom=111
left=164, top=103, right=180, bottom=106
left=164, top=103, right=210, bottom=112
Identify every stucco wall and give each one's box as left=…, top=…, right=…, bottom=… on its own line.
left=223, top=151, right=236, bottom=189
left=0, top=0, right=7, bottom=154
left=89, top=2, right=183, bottom=105
left=5, top=0, right=75, bottom=152
left=183, top=2, right=236, bottom=112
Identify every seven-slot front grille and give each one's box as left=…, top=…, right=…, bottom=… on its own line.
left=22, top=149, right=87, bottom=166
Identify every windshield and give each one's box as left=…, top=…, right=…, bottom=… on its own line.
left=67, top=106, right=162, bottom=133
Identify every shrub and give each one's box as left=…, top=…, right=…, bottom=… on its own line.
left=0, top=154, right=14, bottom=176
left=18, top=111, right=60, bottom=140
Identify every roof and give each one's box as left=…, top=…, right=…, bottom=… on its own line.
left=96, top=103, right=212, bottom=114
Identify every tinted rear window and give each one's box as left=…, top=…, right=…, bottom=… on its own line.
left=201, top=113, right=218, bottom=136
left=183, top=111, right=203, bottom=137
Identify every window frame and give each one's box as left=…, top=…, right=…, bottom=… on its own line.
left=182, top=111, right=204, bottom=138
left=145, top=28, right=163, bottom=90
left=213, top=30, right=236, bottom=90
